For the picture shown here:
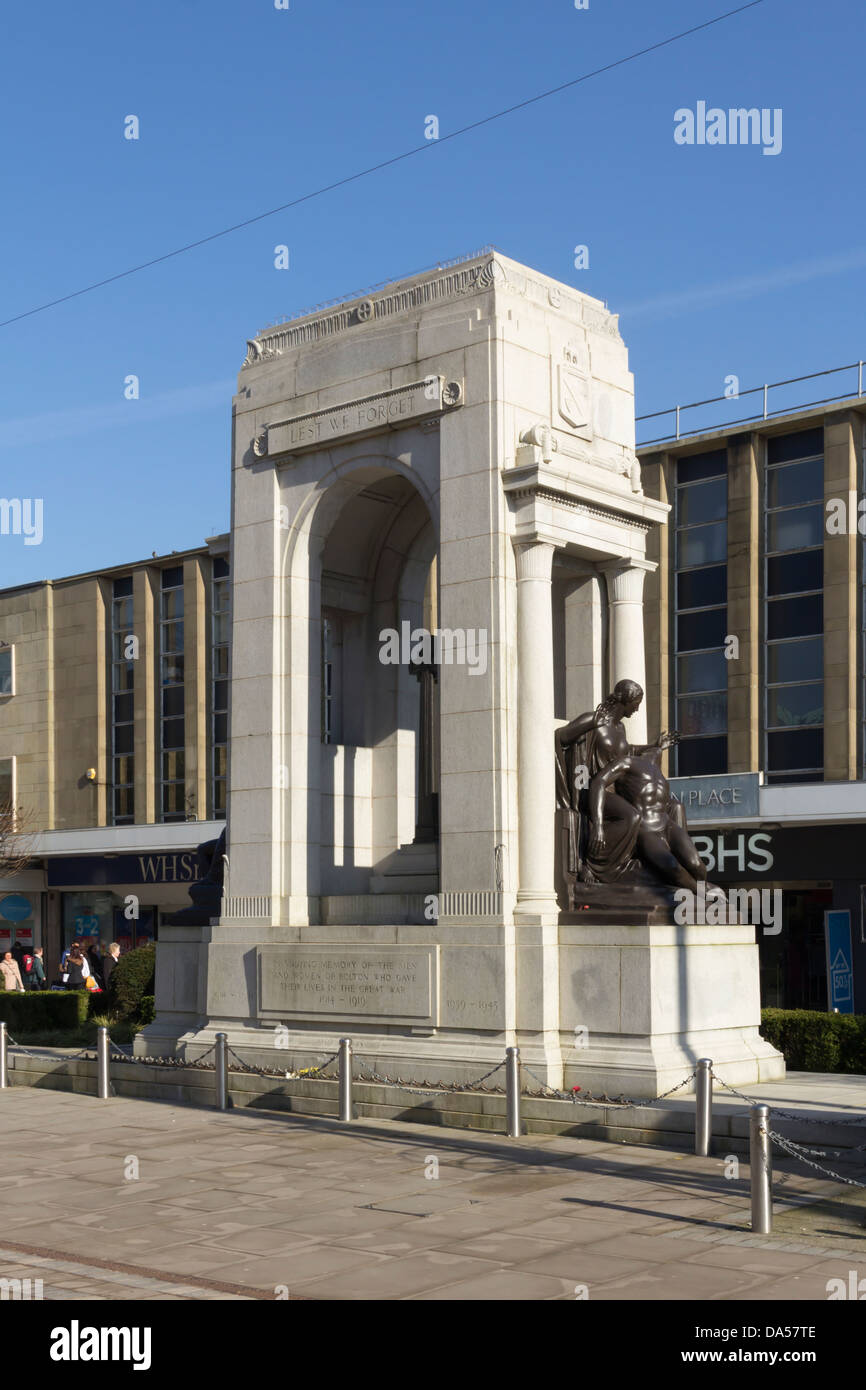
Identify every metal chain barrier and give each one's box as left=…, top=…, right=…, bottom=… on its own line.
left=225, top=1044, right=339, bottom=1081
left=769, top=1128, right=866, bottom=1190
left=521, top=1062, right=698, bottom=1109
left=712, top=1069, right=866, bottom=1128
left=354, top=1057, right=506, bottom=1098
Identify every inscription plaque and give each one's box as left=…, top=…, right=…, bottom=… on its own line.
left=252, top=378, right=461, bottom=461
left=258, top=945, right=438, bottom=1024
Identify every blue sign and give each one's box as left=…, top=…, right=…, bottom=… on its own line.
left=0, top=894, right=33, bottom=922
left=825, top=910, right=854, bottom=1014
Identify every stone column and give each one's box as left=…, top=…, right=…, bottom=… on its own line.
left=514, top=541, right=558, bottom=921
left=604, top=562, right=650, bottom=745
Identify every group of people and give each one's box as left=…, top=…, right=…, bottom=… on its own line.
left=0, top=939, right=122, bottom=993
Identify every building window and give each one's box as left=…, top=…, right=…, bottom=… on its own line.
left=0, top=756, right=14, bottom=812
left=674, top=449, right=728, bottom=776
left=0, top=644, right=14, bottom=696
left=159, top=565, right=185, bottom=822
left=211, top=557, right=230, bottom=818
left=764, top=428, right=824, bottom=784
left=110, top=576, right=135, bottom=824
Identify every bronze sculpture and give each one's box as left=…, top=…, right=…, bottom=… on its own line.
left=556, top=679, right=709, bottom=912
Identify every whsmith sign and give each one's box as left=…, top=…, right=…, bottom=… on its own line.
left=46, top=854, right=203, bottom=888
left=668, top=772, right=760, bottom=821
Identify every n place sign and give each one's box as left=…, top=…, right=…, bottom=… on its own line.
left=668, top=772, right=759, bottom=822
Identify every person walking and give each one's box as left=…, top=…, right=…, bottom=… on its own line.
left=0, top=951, right=25, bottom=992
left=64, top=948, right=89, bottom=990
left=102, top=942, right=121, bottom=989
left=28, top=947, right=46, bottom=991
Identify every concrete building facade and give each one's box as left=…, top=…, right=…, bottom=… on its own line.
left=0, top=538, right=229, bottom=975
left=639, top=384, right=866, bottom=1012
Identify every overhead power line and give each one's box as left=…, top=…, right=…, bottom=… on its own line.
left=0, top=0, right=770, bottom=330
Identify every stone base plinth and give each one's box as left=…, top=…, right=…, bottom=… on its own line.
left=142, top=919, right=784, bottom=1099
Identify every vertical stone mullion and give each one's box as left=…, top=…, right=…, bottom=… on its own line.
left=823, top=412, right=858, bottom=781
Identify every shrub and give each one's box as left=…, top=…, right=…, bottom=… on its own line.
left=139, top=995, right=156, bottom=1026
left=760, top=1008, right=866, bottom=1074
left=0, top=990, right=90, bottom=1034
left=106, top=944, right=155, bottom=1019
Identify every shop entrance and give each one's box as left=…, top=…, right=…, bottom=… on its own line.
left=759, top=887, right=831, bottom=1009
left=112, top=907, right=156, bottom=953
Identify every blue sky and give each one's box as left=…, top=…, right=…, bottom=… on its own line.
left=1, top=0, right=862, bottom=585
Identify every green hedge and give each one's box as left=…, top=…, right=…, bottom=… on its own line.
left=761, top=1008, right=866, bottom=1074
left=107, top=944, right=155, bottom=1020
left=139, top=995, right=156, bottom=1026
left=0, top=991, right=90, bottom=1033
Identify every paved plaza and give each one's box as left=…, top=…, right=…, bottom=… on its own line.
left=0, top=1088, right=864, bottom=1301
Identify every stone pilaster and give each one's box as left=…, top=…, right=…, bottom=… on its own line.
left=823, top=412, right=859, bottom=781
left=513, top=540, right=559, bottom=922
left=727, top=433, right=760, bottom=772
left=640, top=453, right=671, bottom=772
left=183, top=557, right=208, bottom=823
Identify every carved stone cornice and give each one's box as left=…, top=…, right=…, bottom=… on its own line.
left=502, top=462, right=667, bottom=535
left=241, top=252, right=623, bottom=371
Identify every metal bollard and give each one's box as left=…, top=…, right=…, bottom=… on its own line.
left=750, top=1104, right=773, bottom=1234
left=695, top=1058, right=713, bottom=1156
left=505, top=1046, right=521, bottom=1137
left=0, top=1021, right=7, bottom=1089
left=97, top=1026, right=111, bottom=1100
left=215, top=1032, right=228, bottom=1111
left=338, top=1038, right=353, bottom=1122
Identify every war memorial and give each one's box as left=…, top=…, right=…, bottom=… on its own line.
left=143, top=250, right=784, bottom=1097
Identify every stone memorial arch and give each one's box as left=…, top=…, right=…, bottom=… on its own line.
left=147, top=250, right=782, bottom=1094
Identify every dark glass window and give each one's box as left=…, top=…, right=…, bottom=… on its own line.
left=767, top=505, right=824, bottom=553
left=674, top=453, right=728, bottom=777
left=676, top=693, right=728, bottom=736
left=767, top=458, right=824, bottom=509
left=767, top=428, right=823, bottom=465
left=677, top=736, right=727, bottom=776
left=162, top=686, right=184, bottom=718
left=765, top=435, right=824, bottom=782
left=767, top=638, right=823, bottom=685
left=676, top=522, right=727, bottom=569
left=767, top=728, right=823, bottom=772
left=678, top=449, right=728, bottom=483
left=110, top=577, right=135, bottom=824
left=677, top=478, right=726, bottom=527
left=767, top=684, right=823, bottom=728
left=767, top=550, right=823, bottom=597
left=677, top=608, right=728, bottom=652
left=767, top=594, right=823, bottom=641
left=677, top=650, right=728, bottom=694
left=113, top=693, right=133, bottom=724
left=676, top=565, right=727, bottom=611
left=160, top=567, right=186, bottom=821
